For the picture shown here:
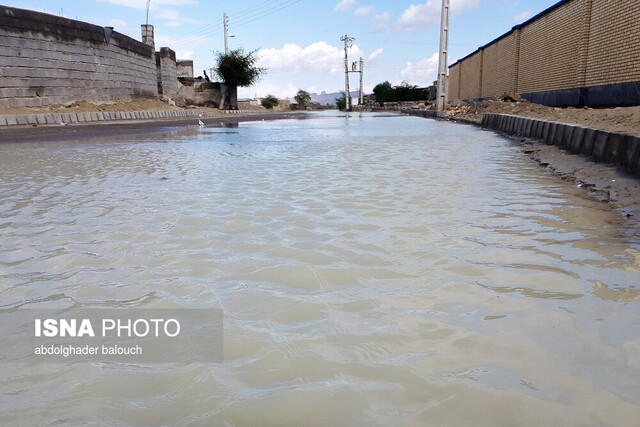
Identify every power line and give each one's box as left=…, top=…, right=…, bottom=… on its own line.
left=167, top=0, right=303, bottom=45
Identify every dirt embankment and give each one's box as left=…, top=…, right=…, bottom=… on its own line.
left=0, top=98, right=284, bottom=116
left=445, top=99, right=640, bottom=137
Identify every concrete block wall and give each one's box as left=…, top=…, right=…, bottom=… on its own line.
left=177, top=60, right=194, bottom=78
left=156, top=47, right=179, bottom=98
left=448, top=0, right=640, bottom=107
left=0, top=6, right=157, bottom=108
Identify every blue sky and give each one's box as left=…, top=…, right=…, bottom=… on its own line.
left=3, top=0, right=560, bottom=98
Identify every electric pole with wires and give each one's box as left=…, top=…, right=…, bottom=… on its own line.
left=224, top=13, right=229, bottom=55
left=341, top=34, right=354, bottom=111
left=436, top=0, right=450, bottom=111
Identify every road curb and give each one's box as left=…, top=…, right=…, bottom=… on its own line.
left=0, top=109, right=253, bottom=128
left=480, top=113, right=640, bottom=176
left=402, top=109, right=640, bottom=177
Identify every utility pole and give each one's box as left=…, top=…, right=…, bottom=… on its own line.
left=341, top=34, right=354, bottom=111
left=359, top=57, right=364, bottom=105
left=436, top=0, right=450, bottom=111
left=224, top=13, right=229, bottom=55
left=146, top=0, right=151, bottom=26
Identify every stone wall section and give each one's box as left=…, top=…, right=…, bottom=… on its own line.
left=0, top=6, right=157, bottom=108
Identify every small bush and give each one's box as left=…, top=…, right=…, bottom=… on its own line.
left=261, top=95, right=279, bottom=109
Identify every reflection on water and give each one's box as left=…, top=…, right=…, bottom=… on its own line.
left=1, top=111, right=639, bottom=426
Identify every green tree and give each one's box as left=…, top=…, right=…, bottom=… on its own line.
left=261, top=95, right=279, bottom=109
left=335, top=92, right=346, bottom=111
left=372, top=80, right=427, bottom=103
left=214, top=49, right=266, bottom=88
left=372, top=81, right=394, bottom=103
left=294, top=89, right=312, bottom=108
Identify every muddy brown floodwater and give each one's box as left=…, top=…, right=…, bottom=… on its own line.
left=1, top=111, right=639, bottom=426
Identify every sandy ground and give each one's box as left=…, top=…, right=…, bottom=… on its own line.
left=0, top=99, right=185, bottom=115
left=446, top=99, right=640, bottom=137
left=0, top=98, right=275, bottom=115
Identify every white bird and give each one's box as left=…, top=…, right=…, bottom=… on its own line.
left=60, top=122, right=67, bottom=126
left=198, top=120, right=205, bottom=127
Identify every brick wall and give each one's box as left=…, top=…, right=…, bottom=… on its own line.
left=459, top=51, right=483, bottom=100
left=448, top=62, right=461, bottom=101
left=517, top=0, right=589, bottom=94
left=586, top=0, right=640, bottom=86
left=481, top=31, right=519, bottom=98
left=0, top=6, right=157, bottom=108
left=447, top=0, right=640, bottom=107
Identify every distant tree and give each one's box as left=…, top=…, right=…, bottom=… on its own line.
left=372, top=81, right=394, bottom=103
left=261, top=95, right=279, bottom=109
left=214, top=49, right=266, bottom=88
left=294, top=89, right=312, bottom=108
left=372, top=80, right=426, bottom=103
left=335, top=92, right=346, bottom=111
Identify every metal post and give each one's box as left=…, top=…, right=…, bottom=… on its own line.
left=436, top=0, right=450, bottom=111
left=224, top=13, right=229, bottom=55
left=359, top=57, right=364, bottom=105
left=341, top=35, right=354, bottom=111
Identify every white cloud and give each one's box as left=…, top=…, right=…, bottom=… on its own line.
left=333, top=0, right=356, bottom=12
left=373, top=12, right=392, bottom=32
left=156, top=34, right=213, bottom=54
left=83, top=17, right=135, bottom=38
left=154, top=8, right=202, bottom=24
left=395, top=0, right=480, bottom=32
left=354, top=6, right=375, bottom=17
left=513, top=10, right=532, bottom=23
left=257, top=41, right=363, bottom=75
left=367, top=48, right=383, bottom=61
left=451, top=0, right=481, bottom=15
left=400, top=52, right=439, bottom=86
left=239, top=82, right=298, bottom=99
left=98, top=0, right=196, bottom=10
left=177, top=49, right=194, bottom=60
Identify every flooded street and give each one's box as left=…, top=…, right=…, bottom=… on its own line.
left=1, top=111, right=639, bottom=426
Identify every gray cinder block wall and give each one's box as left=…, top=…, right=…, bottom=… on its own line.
left=0, top=6, right=158, bottom=108
left=156, top=47, right=179, bottom=98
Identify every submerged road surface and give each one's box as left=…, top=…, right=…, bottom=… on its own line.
left=1, top=111, right=639, bottom=426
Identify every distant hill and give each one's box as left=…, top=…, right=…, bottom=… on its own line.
left=287, top=90, right=364, bottom=106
